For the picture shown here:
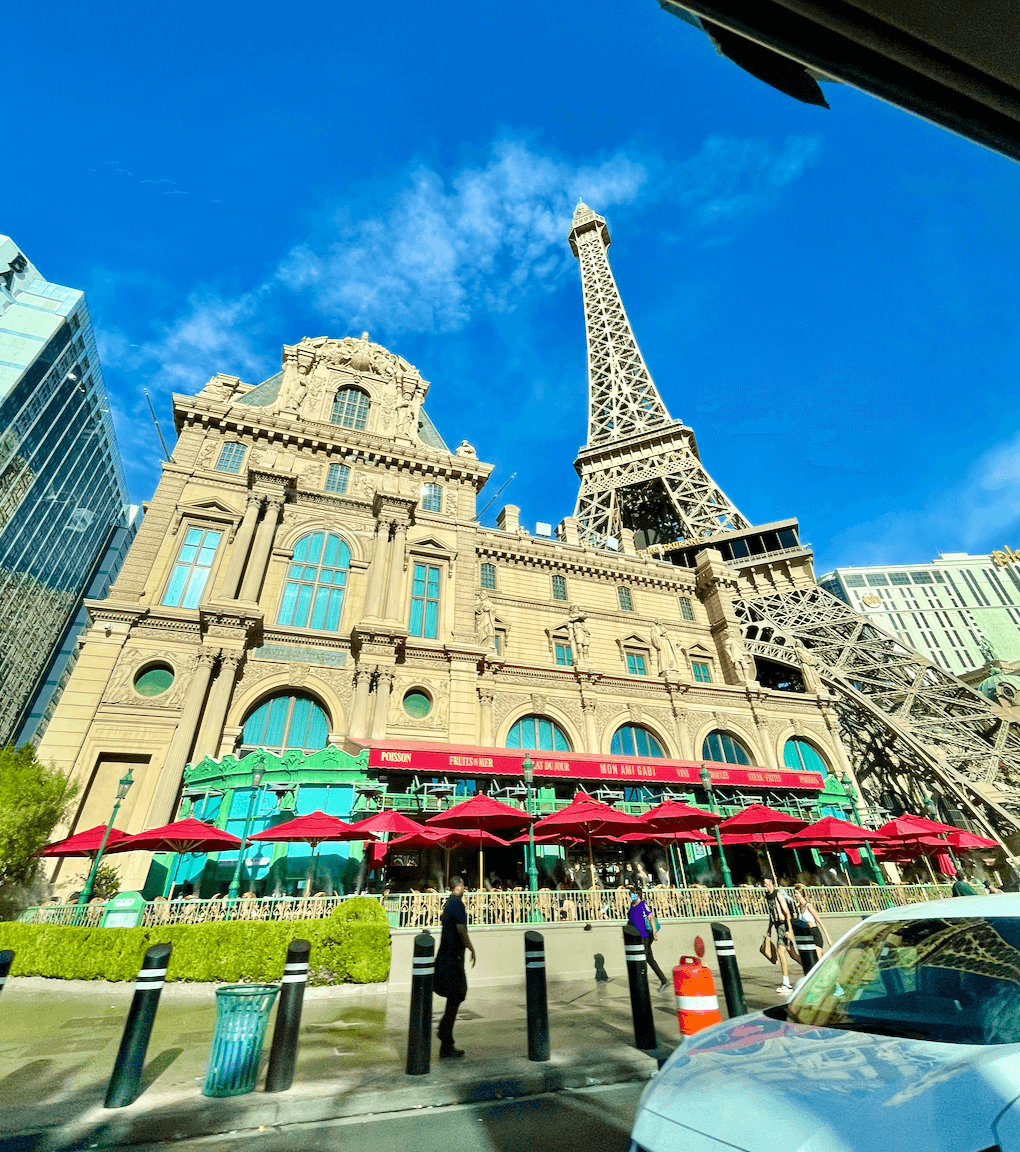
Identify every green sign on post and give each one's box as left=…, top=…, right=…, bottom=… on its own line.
left=101, top=891, right=147, bottom=928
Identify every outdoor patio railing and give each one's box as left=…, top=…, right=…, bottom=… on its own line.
left=16, top=883, right=952, bottom=929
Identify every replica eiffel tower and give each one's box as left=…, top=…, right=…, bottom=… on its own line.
left=568, top=201, right=1020, bottom=845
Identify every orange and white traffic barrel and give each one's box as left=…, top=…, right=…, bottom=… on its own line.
left=673, top=955, right=722, bottom=1036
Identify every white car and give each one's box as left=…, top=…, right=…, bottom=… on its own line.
left=630, top=894, right=1020, bottom=1152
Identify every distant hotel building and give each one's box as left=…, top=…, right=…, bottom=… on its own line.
left=818, top=553, right=1020, bottom=675
left=0, top=236, right=133, bottom=745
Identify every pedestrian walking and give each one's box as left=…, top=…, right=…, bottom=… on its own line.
left=951, top=870, right=979, bottom=896
left=434, top=876, right=476, bottom=1059
left=763, top=876, right=797, bottom=995
left=792, top=883, right=832, bottom=961
left=628, top=887, right=668, bottom=990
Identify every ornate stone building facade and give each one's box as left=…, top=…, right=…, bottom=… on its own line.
left=39, top=324, right=856, bottom=895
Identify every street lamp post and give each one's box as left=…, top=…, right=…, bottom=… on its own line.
left=227, top=767, right=265, bottom=902
left=78, top=769, right=134, bottom=906
left=842, top=771, right=888, bottom=888
left=522, top=754, right=541, bottom=920
left=699, top=765, right=734, bottom=890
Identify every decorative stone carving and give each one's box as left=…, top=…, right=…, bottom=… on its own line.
left=723, top=633, right=753, bottom=683
left=196, top=439, right=218, bottom=470
left=101, top=651, right=192, bottom=709
left=456, top=440, right=477, bottom=457
left=490, top=692, right=530, bottom=730
left=628, top=703, right=644, bottom=724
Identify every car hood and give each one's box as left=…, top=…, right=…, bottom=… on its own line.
left=636, top=1013, right=1020, bottom=1152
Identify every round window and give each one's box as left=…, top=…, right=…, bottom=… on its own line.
left=134, top=664, right=175, bottom=697
left=403, top=690, right=432, bottom=719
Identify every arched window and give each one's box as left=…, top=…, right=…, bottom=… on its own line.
left=277, top=532, right=350, bottom=631
left=421, top=483, right=442, bottom=513
left=702, top=730, right=751, bottom=765
left=241, top=692, right=329, bottom=752
left=506, top=715, right=571, bottom=752
left=331, top=387, right=370, bottom=430
left=611, top=725, right=665, bottom=758
left=783, top=737, right=829, bottom=775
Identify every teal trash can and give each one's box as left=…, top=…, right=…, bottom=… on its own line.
left=203, top=984, right=280, bottom=1097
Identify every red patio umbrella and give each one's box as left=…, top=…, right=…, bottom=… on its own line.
left=250, top=810, right=376, bottom=894
left=640, top=798, right=726, bottom=886
left=606, top=823, right=716, bottom=885
left=105, top=817, right=242, bottom=898
left=533, top=792, right=645, bottom=886
left=944, top=829, right=999, bottom=852
left=782, top=816, right=890, bottom=849
left=891, top=813, right=961, bottom=836
left=426, top=794, right=536, bottom=830
left=348, top=811, right=428, bottom=836
left=718, top=804, right=809, bottom=880
left=36, top=825, right=130, bottom=857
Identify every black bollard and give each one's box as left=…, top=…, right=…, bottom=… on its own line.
left=0, top=950, right=13, bottom=1001
left=105, top=942, right=172, bottom=1108
left=794, top=931, right=818, bottom=976
left=524, top=931, right=549, bottom=1062
left=622, top=924, right=657, bottom=1051
left=405, top=931, right=435, bottom=1076
left=265, top=938, right=311, bottom=1093
left=709, top=923, right=746, bottom=1019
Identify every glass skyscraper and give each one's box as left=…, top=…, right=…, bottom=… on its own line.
left=0, top=235, right=132, bottom=745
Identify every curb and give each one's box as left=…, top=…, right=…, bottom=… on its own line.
left=1, top=1043, right=670, bottom=1151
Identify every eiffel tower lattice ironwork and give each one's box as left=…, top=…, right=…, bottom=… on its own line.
left=569, top=202, right=750, bottom=550
left=568, top=202, right=1020, bottom=845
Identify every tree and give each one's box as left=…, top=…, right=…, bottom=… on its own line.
left=0, top=744, right=78, bottom=919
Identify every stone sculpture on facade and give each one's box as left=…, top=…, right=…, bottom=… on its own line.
left=475, top=592, right=497, bottom=651
left=723, top=633, right=753, bottom=683
left=649, top=619, right=679, bottom=674
left=567, top=604, right=591, bottom=664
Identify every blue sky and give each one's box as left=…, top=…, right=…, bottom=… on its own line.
left=6, top=0, right=1020, bottom=573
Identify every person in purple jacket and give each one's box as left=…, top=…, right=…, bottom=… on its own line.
left=628, top=887, right=669, bottom=989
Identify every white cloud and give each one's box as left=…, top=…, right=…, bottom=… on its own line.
left=276, top=140, right=649, bottom=334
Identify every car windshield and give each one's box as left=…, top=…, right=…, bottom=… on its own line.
left=784, top=916, right=1020, bottom=1045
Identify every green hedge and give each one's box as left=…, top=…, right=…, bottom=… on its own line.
left=0, top=906, right=391, bottom=984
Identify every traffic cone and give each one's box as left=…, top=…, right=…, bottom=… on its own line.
left=673, top=955, right=722, bottom=1036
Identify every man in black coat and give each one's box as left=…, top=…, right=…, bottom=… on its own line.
left=434, top=876, right=476, bottom=1058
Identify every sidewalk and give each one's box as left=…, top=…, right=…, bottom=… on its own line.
left=0, top=960, right=788, bottom=1151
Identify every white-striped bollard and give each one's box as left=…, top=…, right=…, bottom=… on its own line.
left=265, top=939, right=311, bottom=1092
left=623, top=924, right=657, bottom=1050
left=710, top=922, right=746, bottom=1017
left=406, top=931, right=435, bottom=1075
left=105, top=943, right=172, bottom=1108
left=524, top=931, right=549, bottom=1061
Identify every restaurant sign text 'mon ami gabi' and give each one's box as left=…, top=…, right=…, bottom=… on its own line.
left=349, top=740, right=825, bottom=792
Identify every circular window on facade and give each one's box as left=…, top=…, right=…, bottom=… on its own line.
left=133, top=663, right=175, bottom=697
left=403, top=690, right=432, bottom=719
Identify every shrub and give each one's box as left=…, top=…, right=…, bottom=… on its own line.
left=0, top=913, right=389, bottom=985
left=330, top=896, right=391, bottom=984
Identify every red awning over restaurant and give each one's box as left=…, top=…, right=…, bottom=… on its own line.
left=346, top=739, right=825, bottom=792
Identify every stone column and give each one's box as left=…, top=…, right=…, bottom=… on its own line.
left=348, top=665, right=373, bottom=739
left=193, top=651, right=244, bottom=760
left=477, top=682, right=494, bottom=746
left=361, top=521, right=391, bottom=620
left=217, top=494, right=262, bottom=600
left=370, top=668, right=394, bottom=739
left=382, top=519, right=409, bottom=621
left=581, top=696, right=598, bottom=753
left=144, top=649, right=217, bottom=827
left=238, top=494, right=285, bottom=603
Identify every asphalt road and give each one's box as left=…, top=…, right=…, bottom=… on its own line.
left=113, top=1082, right=646, bottom=1152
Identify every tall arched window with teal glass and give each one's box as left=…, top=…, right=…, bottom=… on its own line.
left=506, top=715, right=571, bottom=752
left=611, top=724, right=666, bottom=758
left=701, top=730, right=751, bottom=765
left=241, top=692, right=330, bottom=752
left=277, top=532, right=350, bottom=631
left=783, top=738, right=829, bottom=775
